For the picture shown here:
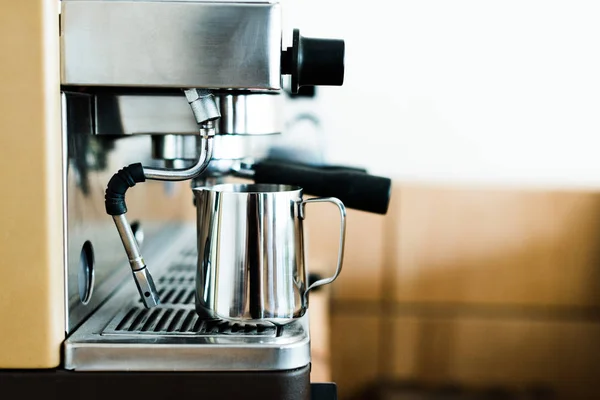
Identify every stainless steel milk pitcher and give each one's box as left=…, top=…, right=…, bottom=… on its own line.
left=193, top=183, right=346, bottom=323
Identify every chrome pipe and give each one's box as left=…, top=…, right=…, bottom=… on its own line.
left=143, top=131, right=214, bottom=181
left=112, top=214, right=160, bottom=308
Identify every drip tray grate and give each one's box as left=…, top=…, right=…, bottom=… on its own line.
left=102, top=248, right=277, bottom=337
left=104, top=306, right=277, bottom=336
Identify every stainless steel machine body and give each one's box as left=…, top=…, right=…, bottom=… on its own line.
left=61, top=0, right=312, bottom=372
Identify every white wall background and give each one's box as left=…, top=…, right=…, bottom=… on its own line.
left=280, top=0, right=600, bottom=188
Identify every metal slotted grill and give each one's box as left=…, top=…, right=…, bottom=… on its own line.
left=155, top=283, right=196, bottom=305
left=106, top=306, right=276, bottom=336
left=102, top=247, right=277, bottom=337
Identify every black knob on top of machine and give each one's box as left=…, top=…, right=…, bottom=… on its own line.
left=281, top=29, right=345, bottom=94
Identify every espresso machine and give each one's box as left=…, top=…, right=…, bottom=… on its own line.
left=0, top=1, right=391, bottom=399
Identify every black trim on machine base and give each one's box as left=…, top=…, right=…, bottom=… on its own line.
left=0, top=366, right=312, bottom=400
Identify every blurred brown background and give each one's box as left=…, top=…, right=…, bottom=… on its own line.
left=304, top=183, right=600, bottom=400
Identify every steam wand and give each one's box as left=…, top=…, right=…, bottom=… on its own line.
left=105, top=89, right=220, bottom=308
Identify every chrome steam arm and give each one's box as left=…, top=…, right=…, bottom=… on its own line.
left=104, top=89, right=220, bottom=308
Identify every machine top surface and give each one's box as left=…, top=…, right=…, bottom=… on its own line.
left=64, top=225, right=311, bottom=372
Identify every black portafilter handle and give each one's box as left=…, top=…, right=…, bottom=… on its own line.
left=252, top=160, right=392, bottom=215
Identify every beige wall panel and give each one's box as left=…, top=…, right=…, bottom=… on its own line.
left=0, top=1, right=64, bottom=367
left=305, top=202, right=386, bottom=301
left=69, top=171, right=196, bottom=223
left=310, top=292, right=332, bottom=382
left=389, top=316, right=600, bottom=399
left=394, top=185, right=600, bottom=306
left=311, top=359, right=332, bottom=384
left=387, top=316, right=422, bottom=380
left=309, top=292, right=332, bottom=363
left=134, top=181, right=196, bottom=221
left=330, top=315, right=381, bottom=399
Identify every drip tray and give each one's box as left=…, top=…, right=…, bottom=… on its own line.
left=103, top=263, right=277, bottom=338
left=64, top=224, right=310, bottom=372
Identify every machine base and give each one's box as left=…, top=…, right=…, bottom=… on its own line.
left=0, top=365, right=319, bottom=400
left=64, top=226, right=311, bottom=372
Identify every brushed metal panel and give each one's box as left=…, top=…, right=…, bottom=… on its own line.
left=61, top=1, right=282, bottom=89
left=94, top=93, right=282, bottom=135
left=62, top=92, right=194, bottom=332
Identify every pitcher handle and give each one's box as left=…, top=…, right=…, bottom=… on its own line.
left=300, top=197, right=347, bottom=296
